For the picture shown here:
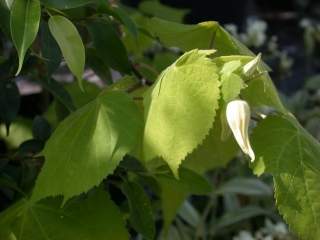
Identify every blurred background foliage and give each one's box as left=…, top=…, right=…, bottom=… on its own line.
left=0, top=0, right=319, bottom=239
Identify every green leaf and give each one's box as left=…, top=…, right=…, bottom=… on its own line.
left=183, top=112, right=238, bottom=173
left=5, top=0, right=14, bottom=9
left=32, top=116, right=51, bottom=141
left=0, top=117, right=32, bottom=149
left=153, top=51, right=177, bottom=72
left=0, top=1, right=10, bottom=37
left=220, top=60, right=241, bottom=74
left=87, top=19, right=132, bottom=74
left=122, top=13, right=154, bottom=56
left=38, top=78, right=76, bottom=112
left=108, top=75, right=140, bottom=92
left=122, top=181, right=155, bottom=240
left=214, top=55, right=285, bottom=112
left=64, top=81, right=100, bottom=108
left=40, top=22, right=62, bottom=76
left=220, top=73, right=246, bottom=102
left=10, top=0, right=41, bottom=75
left=177, top=201, right=200, bottom=228
left=242, top=74, right=286, bottom=112
left=212, top=26, right=254, bottom=56
left=214, top=206, right=269, bottom=230
left=41, top=0, right=94, bottom=9
left=0, top=79, right=20, bottom=132
left=86, top=48, right=112, bottom=84
left=0, top=190, right=129, bottom=240
left=142, top=18, right=219, bottom=52
left=216, top=178, right=272, bottom=197
left=252, top=115, right=320, bottom=240
left=143, top=50, right=220, bottom=176
left=139, top=0, right=189, bottom=23
left=156, top=168, right=211, bottom=232
left=17, top=139, right=44, bottom=156
left=48, top=15, right=85, bottom=89
left=31, top=91, right=143, bottom=203
left=104, top=5, right=138, bottom=38
left=141, top=17, right=254, bottom=56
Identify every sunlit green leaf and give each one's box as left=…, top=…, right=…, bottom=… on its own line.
left=143, top=49, right=220, bottom=176
left=31, top=91, right=142, bottom=202
left=48, top=15, right=85, bottom=89
left=213, top=55, right=284, bottom=112
left=220, top=73, right=246, bottom=102
left=64, top=81, right=100, bottom=109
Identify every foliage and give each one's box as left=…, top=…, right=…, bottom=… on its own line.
left=0, top=0, right=319, bottom=240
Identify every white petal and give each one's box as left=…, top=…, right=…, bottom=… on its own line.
left=226, top=100, right=255, bottom=162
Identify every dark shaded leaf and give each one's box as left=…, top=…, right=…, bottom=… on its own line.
left=32, top=116, right=51, bottom=141
left=38, top=78, right=75, bottom=112
left=87, top=19, right=132, bottom=73
left=0, top=79, right=20, bottom=133
left=40, top=22, right=62, bottom=76
left=86, top=48, right=112, bottom=84
left=122, top=181, right=155, bottom=240
left=10, top=0, right=41, bottom=74
left=0, top=190, right=129, bottom=240
left=17, top=139, right=44, bottom=156
left=41, top=0, right=94, bottom=9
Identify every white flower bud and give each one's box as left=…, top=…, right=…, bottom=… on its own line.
left=226, top=100, right=255, bottom=162
left=243, top=53, right=261, bottom=76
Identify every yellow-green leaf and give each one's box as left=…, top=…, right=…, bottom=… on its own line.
left=143, top=49, right=220, bottom=176
left=31, top=91, right=143, bottom=203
